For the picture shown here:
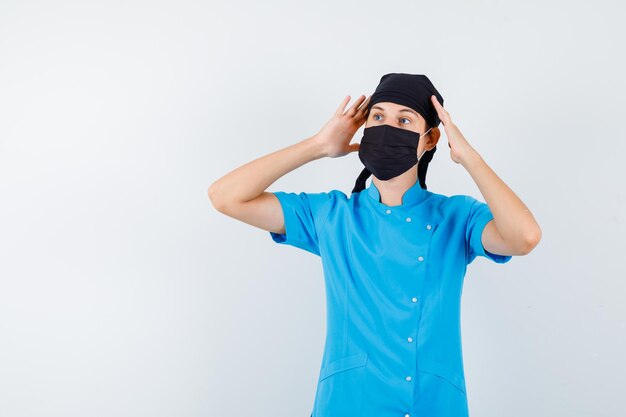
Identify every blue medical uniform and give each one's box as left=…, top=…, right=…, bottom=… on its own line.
left=269, top=178, right=512, bottom=417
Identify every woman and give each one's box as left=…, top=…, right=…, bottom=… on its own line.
left=209, top=73, right=541, bottom=417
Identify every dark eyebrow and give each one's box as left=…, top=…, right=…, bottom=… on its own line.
left=371, top=105, right=420, bottom=118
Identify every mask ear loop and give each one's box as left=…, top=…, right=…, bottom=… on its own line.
left=416, top=127, right=433, bottom=165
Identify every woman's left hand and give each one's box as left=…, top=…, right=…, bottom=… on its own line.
left=430, top=95, right=477, bottom=165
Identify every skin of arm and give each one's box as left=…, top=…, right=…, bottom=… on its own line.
left=430, top=95, right=542, bottom=256
left=208, top=137, right=325, bottom=235
left=208, top=95, right=370, bottom=235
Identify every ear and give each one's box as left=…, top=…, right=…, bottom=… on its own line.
left=425, top=126, right=441, bottom=151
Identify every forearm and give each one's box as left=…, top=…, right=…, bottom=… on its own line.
left=460, top=150, right=542, bottom=249
left=208, top=135, right=326, bottom=206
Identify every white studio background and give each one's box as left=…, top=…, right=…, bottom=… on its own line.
left=0, top=1, right=624, bottom=416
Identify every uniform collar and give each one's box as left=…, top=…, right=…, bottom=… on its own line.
left=367, top=177, right=429, bottom=207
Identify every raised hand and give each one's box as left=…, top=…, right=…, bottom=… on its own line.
left=430, top=95, right=477, bottom=165
left=313, top=94, right=371, bottom=158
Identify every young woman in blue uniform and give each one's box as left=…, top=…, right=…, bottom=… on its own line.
left=209, top=73, right=542, bottom=417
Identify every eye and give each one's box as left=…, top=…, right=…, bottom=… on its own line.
left=372, top=113, right=411, bottom=125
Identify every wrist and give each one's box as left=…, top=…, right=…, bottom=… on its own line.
left=459, top=148, right=483, bottom=168
left=304, top=135, right=329, bottom=160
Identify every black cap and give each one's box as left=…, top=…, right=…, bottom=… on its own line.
left=367, top=73, right=444, bottom=128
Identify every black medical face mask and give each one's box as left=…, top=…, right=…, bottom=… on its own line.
left=358, top=124, right=432, bottom=181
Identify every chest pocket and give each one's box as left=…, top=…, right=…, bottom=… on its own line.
left=314, top=352, right=368, bottom=417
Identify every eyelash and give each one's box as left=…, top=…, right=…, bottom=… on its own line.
left=372, top=113, right=411, bottom=124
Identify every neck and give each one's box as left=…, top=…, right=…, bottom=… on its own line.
left=372, top=166, right=419, bottom=206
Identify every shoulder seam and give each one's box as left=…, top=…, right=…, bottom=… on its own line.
left=318, top=191, right=336, bottom=232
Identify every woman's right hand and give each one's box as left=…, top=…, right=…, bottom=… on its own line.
left=312, top=94, right=371, bottom=158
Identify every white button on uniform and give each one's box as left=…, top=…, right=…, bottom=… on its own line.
left=406, top=217, right=411, bottom=222
left=411, top=297, right=418, bottom=303
left=426, top=224, right=432, bottom=230
left=418, top=256, right=424, bottom=262
left=407, top=337, right=413, bottom=342
left=405, top=376, right=412, bottom=381
left=405, top=414, right=410, bottom=417
left=385, top=209, right=392, bottom=214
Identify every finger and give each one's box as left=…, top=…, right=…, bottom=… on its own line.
left=346, top=95, right=366, bottom=117
left=431, top=95, right=451, bottom=125
left=348, top=142, right=360, bottom=153
left=335, top=95, right=351, bottom=116
left=431, top=95, right=443, bottom=116
left=432, top=95, right=451, bottom=119
left=355, top=94, right=371, bottom=118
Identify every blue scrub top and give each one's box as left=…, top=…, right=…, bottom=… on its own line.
left=269, top=178, right=512, bottom=417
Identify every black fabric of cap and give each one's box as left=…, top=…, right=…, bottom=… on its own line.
left=351, top=73, right=444, bottom=194
left=367, top=73, right=444, bottom=128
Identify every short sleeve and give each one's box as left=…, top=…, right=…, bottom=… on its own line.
left=465, top=196, right=513, bottom=265
left=269, top=191, right=333, bottom=256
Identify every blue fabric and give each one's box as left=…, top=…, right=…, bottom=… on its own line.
left=269, top=178, right=512, bottom=417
